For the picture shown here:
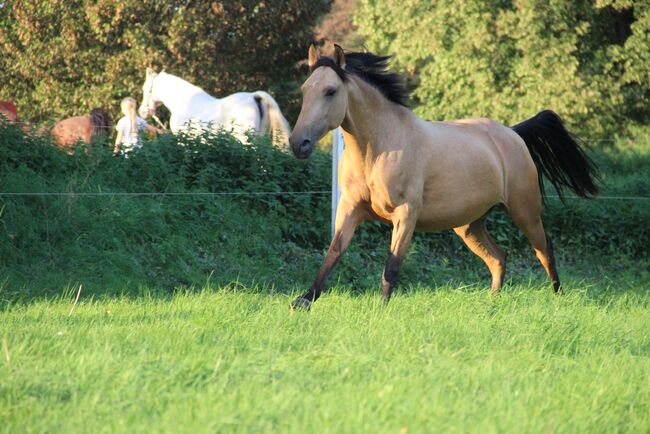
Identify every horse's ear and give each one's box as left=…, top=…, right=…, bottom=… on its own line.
left=309, top=39, right=345, bottom=69
left=319, top=40, right=346, bottom=68
left=334, top=43, right=346, bottom=69
left=308, top=44, right=318, bottom=69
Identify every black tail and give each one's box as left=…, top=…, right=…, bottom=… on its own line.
left=90, top=107, right=110, bottom=140
left=512, top=110, right=599, bottom=200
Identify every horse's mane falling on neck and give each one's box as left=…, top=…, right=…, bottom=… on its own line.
left=90, top=107, right=110, bottom=139
left=310, top=49, right=410, bottom=107
left=344, top=52, right=410, bottom=107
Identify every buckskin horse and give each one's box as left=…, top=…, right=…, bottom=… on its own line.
left=288, top=40, right=598, bottom=310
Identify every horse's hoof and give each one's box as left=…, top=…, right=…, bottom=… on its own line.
left=290, top=297, right=312, bottom=311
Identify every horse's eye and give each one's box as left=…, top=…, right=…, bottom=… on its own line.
left=325, top=88, right=337, bottom=97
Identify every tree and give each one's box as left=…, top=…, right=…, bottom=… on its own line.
left=355, top=0, right=650, bottom=138
left=0, top=1, right=330, bottom=124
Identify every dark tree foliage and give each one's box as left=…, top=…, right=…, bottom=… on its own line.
left=0, top=1, right=331, bottom=123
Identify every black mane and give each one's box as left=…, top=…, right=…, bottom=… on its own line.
left=311, top=51, right=410, bottom=107
left=345, top=52, right=409, bottom=107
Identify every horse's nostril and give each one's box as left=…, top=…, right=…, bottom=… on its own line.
left=299, top=139, right=312, bottom=153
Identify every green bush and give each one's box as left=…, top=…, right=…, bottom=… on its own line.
left=0, top=124, right=647, bottom=303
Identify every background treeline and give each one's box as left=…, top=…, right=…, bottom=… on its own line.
left=3, top=0, right=650, bottom=140
left=0, top=0, right=330, bottom=123
left=355, top=0, right=650, bottom=138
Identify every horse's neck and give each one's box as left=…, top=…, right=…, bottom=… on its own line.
left=341, top=77, right=410, bottom=162
left=156, top=73, right=218, bottom=114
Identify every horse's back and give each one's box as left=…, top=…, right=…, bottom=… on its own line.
left=172, top=92, right=258, bottom=133
left=51, top=116, right=93, bottom=146
left=413, top=117, right=536, bottom=229
left=434, top=117, right=534, bottom=184
left=445, top=118, right=540, bottom=207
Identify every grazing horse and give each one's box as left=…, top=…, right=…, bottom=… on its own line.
left=0, top=101, right=18, bottom=122
left=288, top=40, right=598, bottom=310
left=50, top=108, right=111, bottom=150
left=137, top=68, right=291, bottom=146
left=0, top=101, right=39, bottom=134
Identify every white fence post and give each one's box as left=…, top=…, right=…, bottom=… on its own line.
left=331, top=128, right=344, bottom=238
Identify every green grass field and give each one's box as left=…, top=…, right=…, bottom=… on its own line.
left=2, top=271, right=649, bottom=433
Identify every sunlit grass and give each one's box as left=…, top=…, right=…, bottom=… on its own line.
left=2, top=277, right=649, bottom=433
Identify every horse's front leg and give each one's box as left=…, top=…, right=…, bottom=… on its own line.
left=382, top=203, right=417, bottom=302
left=291, top=200, right=365, bottom=310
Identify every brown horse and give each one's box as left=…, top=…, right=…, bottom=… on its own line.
left=50, top=108, right=111, bottom=150
left=288, top=40, right=598, bottom=309
left=0, top=101, right=18, bottom=122
left=0, top=101, right=37, bottom=133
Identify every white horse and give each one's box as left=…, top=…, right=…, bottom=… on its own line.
left=138, top=68, right=291, bottom=146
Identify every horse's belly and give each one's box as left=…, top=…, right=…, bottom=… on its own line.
left=415, top=203, right=496, bottom=231
left=416, top=183, right=502, bottom=230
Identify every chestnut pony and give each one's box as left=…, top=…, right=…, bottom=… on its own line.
left=0, top=101, right=18, bottom=122
left=289, top=41, right=598, bottom=310
left=51, top=108, right=111, bottom=150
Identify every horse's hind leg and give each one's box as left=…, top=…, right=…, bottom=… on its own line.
left=453, top=218, right=507, bottom=293
left=507, top=202, right=561, bottom=292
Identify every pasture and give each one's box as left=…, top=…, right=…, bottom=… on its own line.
left=2, top=277, right=649, bottom=433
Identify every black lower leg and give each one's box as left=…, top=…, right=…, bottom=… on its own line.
left=382, top=254, right=402, bottom=302
left=546, top=236, right=561, bottom=292
left=292, top=249, right=344, bottom=309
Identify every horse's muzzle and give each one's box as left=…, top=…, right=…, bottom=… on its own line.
left=289, top=135, right=315, bottom=159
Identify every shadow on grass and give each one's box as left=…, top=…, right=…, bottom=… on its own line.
left=2, top=251, right=646, bottom=311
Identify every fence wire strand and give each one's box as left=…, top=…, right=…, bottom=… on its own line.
left=0, top=121, right=648, bottom=201
left=0, top=192, right=647, bottom=201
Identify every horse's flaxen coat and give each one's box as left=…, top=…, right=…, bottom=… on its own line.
left=289, top=41, right=598, bottom=309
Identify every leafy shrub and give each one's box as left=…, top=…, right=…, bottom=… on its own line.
left=0, top=123, right=647, bottom=301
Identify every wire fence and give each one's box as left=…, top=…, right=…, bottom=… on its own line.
left=2, top=119, right=116, bottom=129
left=0, top=192, right=647, bottom=201
left=0, top=191, right=330, bottom=197
left=1, top=120, right=648, bottom=202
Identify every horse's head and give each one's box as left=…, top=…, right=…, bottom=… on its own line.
left=138, top=67, right=160, bottom=119
left=289, top=40, right=349, bottom=159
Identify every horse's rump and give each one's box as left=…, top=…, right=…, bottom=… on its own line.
left=51, top=116, right=93, bottom=149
